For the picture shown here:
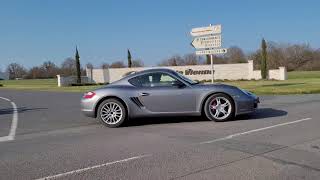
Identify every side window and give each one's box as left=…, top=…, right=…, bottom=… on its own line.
left=155, top=73, right=176, bottom=87
left=128, top=72, right=179, bottom=87
left=128, top=74, right=151, bottom=87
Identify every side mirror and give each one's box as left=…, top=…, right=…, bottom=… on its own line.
left=172, top=81, right=185, bottom=88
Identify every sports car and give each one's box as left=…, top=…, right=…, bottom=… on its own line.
left=81, top=68, right=259, bottom=127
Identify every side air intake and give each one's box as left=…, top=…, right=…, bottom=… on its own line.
left=130, top=97, right=144, bottom=107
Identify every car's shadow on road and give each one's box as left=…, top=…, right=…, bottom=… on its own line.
left=124, top=116, right=206, bottom=127
left=234, top=108, right=288, bottom=121
left=124, top=108, right=288, bottom=127
left=0, top=107, right=48, bottom=115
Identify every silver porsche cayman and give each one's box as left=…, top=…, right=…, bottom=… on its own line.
left=81, top=68, right=259, bottom=127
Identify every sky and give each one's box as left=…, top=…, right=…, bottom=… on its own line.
left=0, top=0, right=319, bottom=70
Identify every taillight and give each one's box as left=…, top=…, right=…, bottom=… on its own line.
left=83, top=91, right=96, bottom=99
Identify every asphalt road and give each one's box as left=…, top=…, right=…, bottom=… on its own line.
left=0, top=89, right=320, bottom=180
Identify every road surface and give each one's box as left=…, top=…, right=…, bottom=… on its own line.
left=0, top=90, right=320, bottom=180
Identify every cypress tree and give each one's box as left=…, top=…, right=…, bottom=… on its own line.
left=261, top=38, right=268, bottom=79
left=127, top=49, right=132, bottom=68
left=75, top=47, right=81, bottom=84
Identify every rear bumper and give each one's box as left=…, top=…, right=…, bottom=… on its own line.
left=81, top=97, right=96, bottom=118
left=81, top=109, right=95, bottom=118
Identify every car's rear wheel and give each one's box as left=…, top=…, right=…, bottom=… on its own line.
left=204, top=93, right=234, bottom=122
left=97, top=98, right=126, bottom=128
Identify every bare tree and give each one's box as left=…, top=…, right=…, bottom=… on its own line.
left=285, top=44, right=313, bottom=71
left=205, top=54, right=225, bottom=65
left=6, top=63, right=27, bottom=79
left=86, top=63, right=94, bottom=69
left=26, top=67, right=45, bottom=79
left=101, top=63, right=110, bottom=69
left=183, top=53, right=199, bottom=65
left=159, top=55, right=184, bottom=66
left=41, top=61, right=59, bottom=78
left=224, top=46, right=247, bottom=63
left=131, top=59, right=144, bottom=67
left=60, top=58, right=76, bottom=76
left=110, top=61, right=126, bottom=68
left=248, top=50, right=261, bottom=70
left=306, top=49, right=320, bottom=70
left=249, top=42, right=317, bottom=71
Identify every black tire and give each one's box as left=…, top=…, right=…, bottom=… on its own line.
left=97, top=98, right=127, bottom=128
left=204, top=93, right=235, bottom=122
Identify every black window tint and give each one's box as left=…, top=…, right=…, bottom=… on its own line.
left=128, top=74, right=151, bottom=87
left=128, top=76, right=140, bottom=86
left=128, top=72, right=179, bottom=87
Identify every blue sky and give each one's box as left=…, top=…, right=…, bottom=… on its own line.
left=0, top=0, right=319, bottom=70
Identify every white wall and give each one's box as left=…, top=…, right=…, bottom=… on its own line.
left=84, top=60, right=287, bottom=84
left=56, top=75, right=90, bottom=87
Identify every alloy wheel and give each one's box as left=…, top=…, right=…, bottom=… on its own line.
left=100, top=102, right=123, bottom=125
left=209, top=97, right=232, bottom=120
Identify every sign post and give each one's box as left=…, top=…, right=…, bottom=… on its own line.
left=190, top=24, right=227, bottom=83
left=210, top=54, right=214, bottom=83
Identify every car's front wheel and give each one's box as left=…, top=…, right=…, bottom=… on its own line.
left=204, top=93, right=234, bottom=122
left=97, top=98, right=126, bottom=128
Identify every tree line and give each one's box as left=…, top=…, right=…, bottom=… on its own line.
left=158, top=46, right=247, bottom=66
left=4, top=58, right=143, bottom=80
left=159, top=43, right=320, bottom=72
left=3, top=49, right=145, bottom=80
left=250, top=42, right=320, bottom=71
left=2, top=42, right=320, bottom=80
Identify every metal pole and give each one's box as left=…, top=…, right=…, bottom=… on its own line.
left=210, top=54, right=214, bottom=83
left=209, top=24, right=214, bottom=84
left=91, top=68, right=93, bottom=83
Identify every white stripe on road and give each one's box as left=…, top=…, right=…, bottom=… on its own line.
left=35, top=154, right=151, bottom=180
left=0, top=97, right=10, bottom=101
left=199, top=118, right=313, bottom=144
left=0, top=97, right=18, bottom=142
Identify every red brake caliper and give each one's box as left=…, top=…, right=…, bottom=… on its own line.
left=211, top=99, right=217, bottom=110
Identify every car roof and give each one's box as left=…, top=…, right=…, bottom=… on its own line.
left=111, top=68, right=179, bottom=85
left=137, top=68, right=175, bottom=74
left=124, top=68, right=176, bottom=78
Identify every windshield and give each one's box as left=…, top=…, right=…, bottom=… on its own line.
left=173, top=71, right=198, bottom=85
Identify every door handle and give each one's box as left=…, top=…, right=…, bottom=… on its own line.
left=139, top=92, right=150, bottom=96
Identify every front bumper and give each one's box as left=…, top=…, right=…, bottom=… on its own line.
left=254, top=97, right=260, bottom=109
left=235, top=95, right=259, bottom=115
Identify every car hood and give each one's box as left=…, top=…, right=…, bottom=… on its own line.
left=193, top=83, right=237, bottom=89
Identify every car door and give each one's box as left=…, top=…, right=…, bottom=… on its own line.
left=131, top=72, right=196, bottom=113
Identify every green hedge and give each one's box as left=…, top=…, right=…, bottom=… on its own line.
left=0, top=84, right=3, bottom=87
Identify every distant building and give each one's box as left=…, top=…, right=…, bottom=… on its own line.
left=0, top=71, right=9, bottom=80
